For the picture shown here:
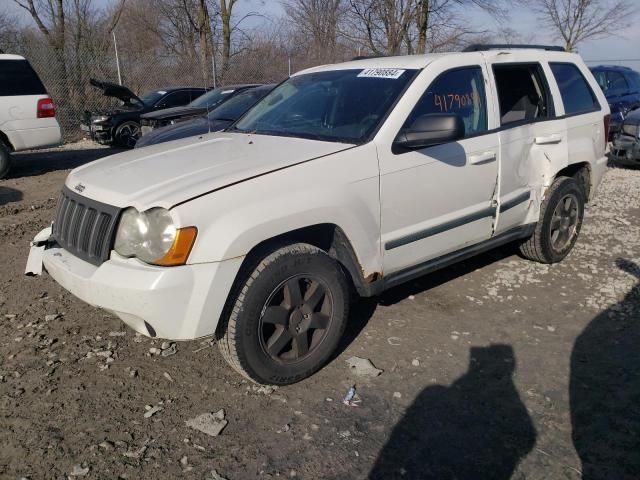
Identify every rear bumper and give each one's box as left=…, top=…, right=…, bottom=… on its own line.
left=590, top=155, right=609, bottom=200
left=6, top=119, right=62, bottom=151
left=35, top=231, right=243, bottom=340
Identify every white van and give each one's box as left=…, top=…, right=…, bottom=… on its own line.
left=0, top=54, right=63, bottom=178
left=27, top=45, right=610, bottom=385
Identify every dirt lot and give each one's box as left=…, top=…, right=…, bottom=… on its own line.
left=1, top=142, right=639, bottom=480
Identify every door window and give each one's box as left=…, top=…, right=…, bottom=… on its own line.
left=157, top=91, right=192, bottom=108
left=492, top=64, right=551, bottom=126
left=627, top=71, right=640, bottom=92
left=401, top=67, right=488, bottom=138
left=607, top=71, right=629, bottom=92
left=0, top=60, right=47, bottom=96
left=549, top=63, right=600, bottom=115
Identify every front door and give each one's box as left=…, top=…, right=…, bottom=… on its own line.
left=378, top=64, right=499, bottom=275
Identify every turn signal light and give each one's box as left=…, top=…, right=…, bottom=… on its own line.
left=153, top=227, right=198, bottom=266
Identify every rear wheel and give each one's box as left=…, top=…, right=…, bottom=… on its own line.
left=0, top=141, right=12, bottom=179
left=114, top=121, right=141, bottom=148
left=519, top=176, right=585, bottom=263
left=218, top=243, right=349, bottom=385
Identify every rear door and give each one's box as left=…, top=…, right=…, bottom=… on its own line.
left=486, top=57, right=567, bottom=234
left=548, top=62, right=604, bottom=172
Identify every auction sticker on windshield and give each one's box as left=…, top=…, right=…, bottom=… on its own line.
left=358, top=68, right=406, bottom=79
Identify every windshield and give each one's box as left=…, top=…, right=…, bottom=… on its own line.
left=232, top=69, right=417, bottom=143
left=209, top=86, right=273, bottom=121
left=190, top=87, right=237, bottom=109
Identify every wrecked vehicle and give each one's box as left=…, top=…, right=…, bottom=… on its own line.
left=590, top=65, right=640, bottom=138
left=81, top=79, right=207, bottom=148
left=138, top=84, right=262, bottom=137
left=28, top=45, right=609, bottom=385
left=135, top=84, right=276, bottom=148
left=611, top=107, right=640, bottom=167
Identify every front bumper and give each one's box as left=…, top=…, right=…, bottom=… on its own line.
left=27, top=228, right=243, bottom=340
left=610, top=135, right=640, bottom=166
left=81, top=123, right=113, bottom=144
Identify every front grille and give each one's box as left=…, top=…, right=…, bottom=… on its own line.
left=52, top=186, right=121, bottom=266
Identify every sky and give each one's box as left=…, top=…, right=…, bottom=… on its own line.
left=5, top=0, right=640, bottom=70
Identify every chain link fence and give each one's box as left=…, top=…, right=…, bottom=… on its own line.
left=8, top=38, right=309, bottom=142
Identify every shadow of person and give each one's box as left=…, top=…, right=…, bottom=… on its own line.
left=570, top=258, right=640, bottom=479
left=0, top=186, right=23, bottom=206
left=370, top=344, right=536, bottom=480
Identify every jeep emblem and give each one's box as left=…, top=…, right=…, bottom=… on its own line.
left=74, top=183, right=85, bottom=193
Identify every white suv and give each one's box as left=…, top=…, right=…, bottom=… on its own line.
left=0, top=54, right=63, bottom=178
left=27, top=45, right=610, bottom=385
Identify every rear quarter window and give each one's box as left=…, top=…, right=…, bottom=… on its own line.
left=0, top=60, right=47, bottom=96
left=550, top=63, right=600, bottom=115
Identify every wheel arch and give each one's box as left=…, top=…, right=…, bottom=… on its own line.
left=0, top=130, right=15, bottom=151
left=232, top=223, right=382, bottom=299
left=555, top=162, right=592, bottom=201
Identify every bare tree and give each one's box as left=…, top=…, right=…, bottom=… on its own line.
left=344, top=0, right=415, bottom=55
left=528, top=0, right=637, bottom=51
left=219, top=0, right=238, bottom=73
left=281, top=0, right=347, bottom=63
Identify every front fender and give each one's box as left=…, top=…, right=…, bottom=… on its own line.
left=173, top=143, right=382, bottom=276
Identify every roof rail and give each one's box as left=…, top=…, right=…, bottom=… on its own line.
left=463, top=44, right=565, bottom=52
left=351, top=55, right=387, bottom=61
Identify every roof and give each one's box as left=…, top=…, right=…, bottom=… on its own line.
left=295, top=47, right=580, bottom=75
left=296, top=53, right=448, bottom=74
left=589, top=65, right=633, bottom=71
left=0, top=54, right=26, bottom=61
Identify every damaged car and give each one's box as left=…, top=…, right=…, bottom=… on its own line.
left=81, top=79, right=207, bottom=148
left=28, top=46, right=609, bottom=385
left=135, top=84, right=276, bottom=148
left=139, top=84, right=261, bottom=137
left=611, top=107, right=640, bottom=167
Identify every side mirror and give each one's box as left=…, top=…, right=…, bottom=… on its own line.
left=394, top=113, right=465, bottom=150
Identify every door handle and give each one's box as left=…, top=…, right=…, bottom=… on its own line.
left=468, top=151, right=496, bottom=165
left=535, top=134, right=562, bottom=145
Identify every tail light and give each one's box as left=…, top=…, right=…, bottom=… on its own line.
left=37, top=97, right=56, bottom=118
left=603, top=114, right=610, bottom=147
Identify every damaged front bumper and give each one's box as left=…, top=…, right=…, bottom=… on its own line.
left=81, top=123, right=113, bottom=144
left=610, top=134, right=640, bottom=167
left=25, top=227, right=243, bottom=340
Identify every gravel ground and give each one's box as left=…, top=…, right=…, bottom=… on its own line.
left=0, top=143, right=638, bottom=480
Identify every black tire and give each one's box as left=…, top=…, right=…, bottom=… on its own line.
left=218, top=243, right=350, bottom=385
left=0, top=141, right=12, bottom=179
left=114, top=121, right=141, bottom=148
left=519, top=176, right=585, bottom=263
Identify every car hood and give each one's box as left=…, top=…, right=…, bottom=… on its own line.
left=90, top=78, right=143, bottom=105
left=66, top=133, right=354, bottom=210
left=136, top=117, right=210, bottom=148
left=141, top=106, right=207, bottom=121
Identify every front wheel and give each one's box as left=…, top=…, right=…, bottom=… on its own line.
left=519, top=176, right=585, bottom=263
left=0, top=141, right=12, bottom=179
left=114, top=121, right=141, bottom=148
left=218, top=243, right=349, bottom=385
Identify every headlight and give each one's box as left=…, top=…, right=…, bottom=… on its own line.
left=92, top=115, right=110, bottom=123
left=114, top=207, right=197, bottom=266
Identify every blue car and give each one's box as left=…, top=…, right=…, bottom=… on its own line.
left=135, top=84, right=275, bottom=148
left=590, top=65, right=640, bottom=137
